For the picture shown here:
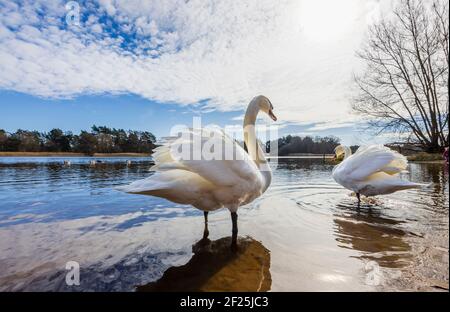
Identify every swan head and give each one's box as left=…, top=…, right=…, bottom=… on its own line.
left=334, top=145, right=346, bottom=159
left=254, top=95, right=277, bottom=121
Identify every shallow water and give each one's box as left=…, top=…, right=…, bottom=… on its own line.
left=0, top=157, right=448, bottom=291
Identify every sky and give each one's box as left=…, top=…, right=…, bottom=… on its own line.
left=0, top=0, right=395, bottom=145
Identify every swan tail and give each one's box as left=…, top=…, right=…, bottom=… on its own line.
left=385, top=181, right=430, bottom=194
left=408, top=181, right=432, bottom=188
left=115, top=176, right=171, bottom=194
left=115, top=170, right=214, bottom=207
left=398, top=181, right=429, bottom=189
left=361, top=172, right=431, bottom=196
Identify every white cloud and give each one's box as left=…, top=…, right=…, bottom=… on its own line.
left=99, top=0, right=116, bottom=16
left=90, top=23, right=103, bottom=33
left=0, top=0, right=394, bottom=127
left=306, top=122, right=356, bottom=132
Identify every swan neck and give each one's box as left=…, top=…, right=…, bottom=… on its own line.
left=343, top=146, right=352, bottom=159
left=243, top=101, right=259, bottom=129
left=243, top=101, right=266, bottom=165
left=243, top=99, right=271, bottom=190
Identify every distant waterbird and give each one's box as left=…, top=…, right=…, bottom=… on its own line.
left=332, top=145, right=428, bottom=206
left=126, top=160, right=132, bottom=166
left=63, top=160, right=71, bottom=166
left=89, top=160, right=96, bottom=166
left=116, top=95, right=277, bottom=249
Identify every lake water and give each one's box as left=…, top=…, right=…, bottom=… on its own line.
left=0, top=157, right=448, bottom=291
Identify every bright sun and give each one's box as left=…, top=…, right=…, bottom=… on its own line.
left=299, top=0, right=359, bottom=42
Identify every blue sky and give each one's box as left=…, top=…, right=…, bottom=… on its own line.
left=0, top=90, right=372, bottom=145
left=0, top=0, right=395, bottom=145
left=0, top=90, right=241, bottom=138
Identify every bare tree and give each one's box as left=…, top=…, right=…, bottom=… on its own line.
left=353, top=0, right=449, bottom=152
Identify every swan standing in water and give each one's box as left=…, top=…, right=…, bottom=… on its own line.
left=332, top=145, right=426, bottom=205
left=117, top=95, right=277, bottom=249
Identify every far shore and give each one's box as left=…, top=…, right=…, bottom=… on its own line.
left=0, top=152, right=446, bottom=164
left=0, top=152, right=152, bottom=157
left=408, top=160, right=445, bottom=164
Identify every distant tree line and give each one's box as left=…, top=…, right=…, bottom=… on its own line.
left=268, top=135, right=357, bottom=156
left=0, top=125, right=156, bottom=155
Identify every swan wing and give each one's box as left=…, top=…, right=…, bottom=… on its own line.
left=341, top=145, right=408, bottom=181
left=151, top=128, right=262, bottom=187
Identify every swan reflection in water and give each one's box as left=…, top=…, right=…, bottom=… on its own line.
left=137, top=236, right=271, bottom=292
left=333, top=201, right=412, bottom=268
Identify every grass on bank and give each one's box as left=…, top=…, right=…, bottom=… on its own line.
left=407, top=152, right=445, bottom=162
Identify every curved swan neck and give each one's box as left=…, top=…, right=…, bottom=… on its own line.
left=243, top=99, right=267, bottom=166
left=243, top=99, right=272, bottom=192
left=243, top=100, right=260, bottom=129
left=240, top=98, right=272, bottom=192
left=343, top=146, right=352, bottom=159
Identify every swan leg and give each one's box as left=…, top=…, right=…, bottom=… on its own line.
left=356, top=193, right=361, bottom=207
left=203, top=211, right=209, bottom=239
left=231, top=212, right=238, bottom=250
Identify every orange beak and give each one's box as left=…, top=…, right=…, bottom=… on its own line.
left=268, top=109, right=277, bottom=121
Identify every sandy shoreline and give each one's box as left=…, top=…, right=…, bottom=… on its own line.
left=0, top=152, right=151, bottom=157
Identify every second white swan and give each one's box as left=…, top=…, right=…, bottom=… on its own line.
left=332, top=144, right=426, bottom=204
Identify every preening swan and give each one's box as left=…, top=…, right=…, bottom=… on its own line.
left=117, top=95, right=277, bottom=248
left=332, top=145, right=426, bottom=205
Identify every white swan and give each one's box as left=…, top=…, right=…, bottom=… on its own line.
left=332, top=144, right=426, bottom=204
left=117, top=95, right=277, bottom=248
